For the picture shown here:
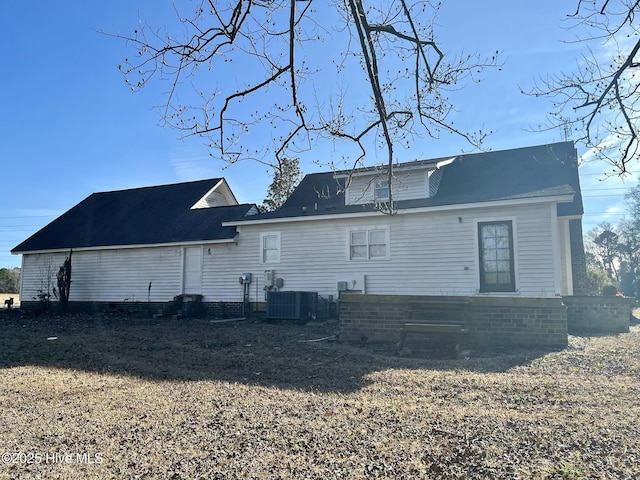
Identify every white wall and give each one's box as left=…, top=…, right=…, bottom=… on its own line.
left=19, top=202, right=564, bottom=305
left=557, top=217, right=573, bottom=296
left=206, top=202, right=562, bottom=303
left=21, top=247, right=185, bottom=303
left=20, top=252, right=69, bottom=302
left=346, top=169, right=429, bottom=205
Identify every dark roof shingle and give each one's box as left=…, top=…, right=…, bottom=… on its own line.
left=12, top=179, right=254, bottom=253
left=247, top=141, right=582, bottom=221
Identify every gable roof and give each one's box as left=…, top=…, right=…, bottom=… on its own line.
left=12, top=179, right=255, bottom=253
left=235, top=141, right=582, bottom=222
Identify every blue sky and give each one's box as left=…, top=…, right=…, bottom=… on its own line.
left=1, top=1, right=638, bottom=269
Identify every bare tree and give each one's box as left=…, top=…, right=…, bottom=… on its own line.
left=112, top=0, right=499, bottom=211
left=56, top=250, right=72, bottom=314
left=528, top=1, right=640, bottom=174
left=35, top=257, right=56, bottom=312
left=594, top=226, right=621, bottom=282
left=618, top=182, right=640, bottom=296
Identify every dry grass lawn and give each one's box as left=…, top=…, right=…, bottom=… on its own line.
left=0, top=309, right=639, bottom=479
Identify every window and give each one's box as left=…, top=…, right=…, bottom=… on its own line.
left=374, top=179, right=389, bottom=201
left=478, top=221, right=515, bottom=292
left=349, top=227, right=389, bottom=260
left=261, top=232, right=280, bottom=263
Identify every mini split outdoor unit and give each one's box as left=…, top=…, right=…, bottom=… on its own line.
left=266, top=291, right=318, bottom=324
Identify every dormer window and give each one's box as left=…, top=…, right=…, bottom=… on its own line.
left=338, top=156, right=456, bottom=205
left=374, top=179, right=389, bottom=201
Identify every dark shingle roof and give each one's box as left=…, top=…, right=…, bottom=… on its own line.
left=246, top=141, right=582, bottom=221
left=12, top=179, right=254, bottom=253
left=434, top=142, right=582, bottom=216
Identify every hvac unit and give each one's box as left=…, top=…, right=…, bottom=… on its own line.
left=266, top=291, right=318, bottom=324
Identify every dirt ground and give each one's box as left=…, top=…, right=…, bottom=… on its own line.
left=0, top=310, right=639, bottom=479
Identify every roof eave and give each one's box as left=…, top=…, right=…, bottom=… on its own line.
left=333, top=157, right=456, bottom=179
left=11, top=237, right=238, bottom=256
left=224, top=193, right=576, bottom=226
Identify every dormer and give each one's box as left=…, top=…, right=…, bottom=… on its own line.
left=191, top=179, right=239, bottom=209
left=336, top=157, right=457, bottom=206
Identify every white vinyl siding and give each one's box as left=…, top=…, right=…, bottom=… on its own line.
left=19, top=252, right=69, bottom=303
left=515, top=205, right=560, bottom=296
left=557, top=217, right=573, bottom=296
left=18, top=203, right=563, bottom=305
left=191, top=189, right=228, bottom=208
left=346, top=177, right=375, bottom=205
left=190, top=180, right=238, bottom=208
left=346, top=169, right=430, bottom=205
left=20, top=247, right=184, bottom=303
left=217, top=202, right=560, bottom=301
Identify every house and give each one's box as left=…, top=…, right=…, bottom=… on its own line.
left=221, top=141, right=585, bottom=297
left=13, top=141, right=589, bottom=348
left=12, top=178, right=258, bottom=311
left=223, top=141, right=587, bottom=348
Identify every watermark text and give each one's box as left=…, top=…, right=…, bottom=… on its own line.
left=1, top=451, right=103, bottom=465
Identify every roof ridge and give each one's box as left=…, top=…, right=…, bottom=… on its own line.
left=93, top=177, right=222, bottom=196
left=324, top=141, right=575, bottom=176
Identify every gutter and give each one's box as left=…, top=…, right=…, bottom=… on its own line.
left=11, top=237, right=237, bottom=256
left=223, top=193, right=576, bottom=227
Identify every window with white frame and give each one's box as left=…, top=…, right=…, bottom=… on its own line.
left=349, top=227, right=389, bottom=260
left=261, top=232, right=281, bottom=263
left=374, top=179, right=389, bottom=201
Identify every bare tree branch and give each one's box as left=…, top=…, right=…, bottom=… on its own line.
left=109, top=0, right=499, bottom=210
left=529, top=0, right=640, bottom=173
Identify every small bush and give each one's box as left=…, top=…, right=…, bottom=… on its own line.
left=602, top=284, right=618, bottom=296
left=585, top=265, right=610, bottom=296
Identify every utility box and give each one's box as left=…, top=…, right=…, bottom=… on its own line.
left=264, top=270, right=275, bottom=287
left=266, top=291, right=318, bottom=324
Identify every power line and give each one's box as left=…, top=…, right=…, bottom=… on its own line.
left=580, top=171, right=640, bottom=177
left=582, top=194, right=633, bottom=198
left=583, top=213, right=627, bottom=216
left=581, top=186, right=633, bottom=192
left=0, top=215, right=56, bottom=219
left=0, top=225, right=45, bottom=228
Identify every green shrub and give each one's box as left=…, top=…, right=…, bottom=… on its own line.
left=585, top=265, right=610, bottom=296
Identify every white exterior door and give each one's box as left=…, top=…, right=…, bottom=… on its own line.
left=183, top=247, right=203, bottom=294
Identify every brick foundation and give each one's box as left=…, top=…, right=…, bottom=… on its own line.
left=339, top=294, right=568, bottom=351
left=563, top=295, right=634, bottom=335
